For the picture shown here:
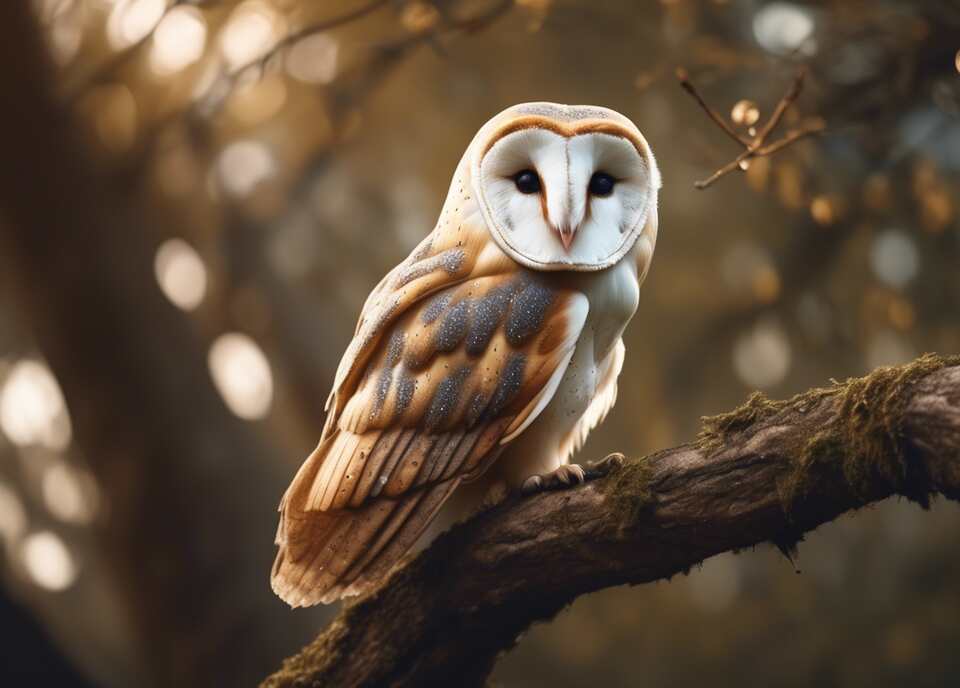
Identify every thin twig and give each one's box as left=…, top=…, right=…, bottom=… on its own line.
left=693, top=149, right=753, bottom=189
left=679, top=67, right=826, bottom=189
left=755, top=120, right=827, bottom=155
left=676, top=67, right=751, bottom=147
left=753, top=68, right=805, bottom=142
left=121, top=0, right=512, bottom=180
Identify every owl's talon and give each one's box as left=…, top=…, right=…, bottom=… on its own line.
left=585, top=452, right=626, bottom=479
left=521, top=464, right=587, bottom=495
left=521, top=475, right=544, bottom=495
left=551, top=463, right=586, bottom=487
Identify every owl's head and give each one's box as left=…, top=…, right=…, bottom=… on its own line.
left=468, top=102, right=660, bottom=272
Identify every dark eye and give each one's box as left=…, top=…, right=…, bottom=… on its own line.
left=589, top=172, right=615, bottom=196
left=514, top=170, right=541, bottom=194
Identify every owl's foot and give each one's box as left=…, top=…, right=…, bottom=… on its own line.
left=584, top=452, right=626, bottom=479
left=521, top=464, right=585, bottom=495
left=520, top=453, right=626, bottom=496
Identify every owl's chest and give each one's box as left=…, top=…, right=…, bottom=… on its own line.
left=572, top=256, right=640, bottom=363
left=543, top=257, right=639, bottom=421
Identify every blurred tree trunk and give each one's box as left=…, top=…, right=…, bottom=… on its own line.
left=0, top=4, right=321, bottom=686
left=0, top=586, right=94, bottom=686
left=263, top=357, right=960, bottom=687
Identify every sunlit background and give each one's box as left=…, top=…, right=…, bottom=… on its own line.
left=1, top=0, right=959, bottom=685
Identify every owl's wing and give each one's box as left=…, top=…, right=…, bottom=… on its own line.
left=272, top=233, right=588, bottom=606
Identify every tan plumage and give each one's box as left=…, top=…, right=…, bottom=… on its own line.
left=272, top=103, right=660, bottom=606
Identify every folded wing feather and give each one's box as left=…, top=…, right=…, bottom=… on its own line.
left=272, top=228, right=588, bottom=606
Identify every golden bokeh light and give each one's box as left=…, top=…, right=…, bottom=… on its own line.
left=810, top=194, right=845, bottom=226
left=0, top=360, right=72, bottom=451
left=208, top=333, right=274, bottom=420
left=149, top=5, right=207, bottom=76
left=154, top=238, right=208, bottom=311
left=39, top=0, right=84, bottom=64
left=401, top=1, right=440, bottom=33
left=733, top=319, right=791, bottom=389
left=286, top=33, right=339, bottom=85
left=887, top=297, right=916, bottom=331
left=217, top=139, right=277, bottom=197
left=919, top=186, right=953, bottom=233
left=870, top=230, right=918, bottom=289
left=752, top=2, right=815, bottom=55
left=219, top=0, right=285, bottom=71
left=751, top=265, right=781, bottom=303
left=107, top=0, right=165, bottom=50
left=21, top=530, right=77, bottom=592
left=42, top=462, right=97, bottom=525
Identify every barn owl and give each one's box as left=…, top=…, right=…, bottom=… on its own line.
left=272, top=102, right=660, bottom=607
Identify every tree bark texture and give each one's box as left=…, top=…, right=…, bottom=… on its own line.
left=263, top=355, right=960, bottom=687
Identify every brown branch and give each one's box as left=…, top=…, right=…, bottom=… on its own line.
left=65, top=0, right=391, bottom=101
left=755, top=119, right=827, bottom=155
left=191, top=0, right=395, bottom=119
left=125, top=0, right=512, bottom=174
left=64, top=0, right=229, bottom=100
left=262, top=355, right=960, bottom=687
left=678, top=67, right=826, bottom=189
left=676, top=67, right=751, bottom=147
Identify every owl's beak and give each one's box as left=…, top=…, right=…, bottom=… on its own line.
left=556, top=225, right=577, bottom=251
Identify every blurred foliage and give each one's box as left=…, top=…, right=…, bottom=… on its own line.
left=0, top=0, right=958, bottom=685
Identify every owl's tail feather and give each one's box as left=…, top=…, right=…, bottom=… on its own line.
left=271, top=457, right=460, bottom=607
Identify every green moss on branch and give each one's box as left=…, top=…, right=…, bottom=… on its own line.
left=786, top=353, right=960, bottom=509
left=697, top=354, right=960, bottom=512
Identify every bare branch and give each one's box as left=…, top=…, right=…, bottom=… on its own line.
left=753, top=67, right=805, bottom=142
left=679, top=67, right=826, bottom=189
left=123, top=0, right=512, bottom=172
left=193, top=0, right=395, bottom=117
left=262, top=355, right=960, bottom=688
left=676, top=67, right=752, bottom=147
left=755, top=118, right=827, bottom=156
left=693, top=148, right=753, bottom=189
left=65, top=0, right=232, bottom=100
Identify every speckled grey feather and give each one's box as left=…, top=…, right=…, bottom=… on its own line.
left=421, top=293, right=452, bottom=324
left=424, top=366, right=471, bottom=431
left=486, top=353, right=526, bottom=418
left=465, top=283, right=514, bottom=356
left=505, top=280, right=554, bottom=346
left=371, top=368, right=393, bottom=420
left=386, top=330, right=405, bottom=366
left=396, top=248, right=465, bottom=288
left=394, top=374, right=415, bottom=418
left=435, top=300, right=469, bottom=353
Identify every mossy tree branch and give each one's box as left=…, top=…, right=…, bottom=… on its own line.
left=263, top=355, right=960, bottom=688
